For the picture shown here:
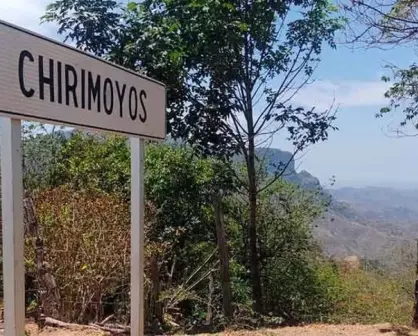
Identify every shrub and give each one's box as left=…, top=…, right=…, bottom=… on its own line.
left=31, top=187, right=140, bottom=323
left=330, top=267, right=414, bottom=325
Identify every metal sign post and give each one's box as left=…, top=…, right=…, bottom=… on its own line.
left=1, top=118, right=25, bottom=336
left=130, top=138, right=145, bottom=336
left=0, top=19, right=166, bottom=336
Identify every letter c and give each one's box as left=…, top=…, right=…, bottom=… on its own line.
left=19, top=50, right=35, bottom=98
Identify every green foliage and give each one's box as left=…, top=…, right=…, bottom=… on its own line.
left=378, top=64, right=418, bottom=134
left=53, top=132, right=131, bottom=198
left=8, top=126, right=416, bottom=329
left=263, top=257, right=341, bottom=322
left=42, top=0, right=121, bottom=57
left=229, top=259, right=252, bottom=307
left=329, top=268, right=414, bottom=325
left=256, top=180, right=334, bottom=321
left=43, top=0, right=344, bottom=157
left=128, top=0, right=343, bottom=156
left=42, top=0, right=345, bottom=314
left=22, top=130, right=66, bottom=192
left=145, top=143, right=217, bottom=248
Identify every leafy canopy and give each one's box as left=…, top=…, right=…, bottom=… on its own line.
left=43, top=0, right=344, bottom=158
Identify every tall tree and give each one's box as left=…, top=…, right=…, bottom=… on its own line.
left=43, top=0, right=343, bottom=312
left=130, top=0, right=342, bottom=312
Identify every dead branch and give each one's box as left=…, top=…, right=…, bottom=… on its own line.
left=90, top=323, right=130, bottom=335
left=100, top=314, right=115, bottom=325
left=45, top=317, right=83, bottom=329
left=44, top=317, right=130, bottom=335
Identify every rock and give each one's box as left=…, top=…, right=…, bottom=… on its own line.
left=342, top=255, right=361, bottom=270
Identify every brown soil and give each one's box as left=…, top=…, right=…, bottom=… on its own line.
left=205, top=324, right=418, bottom=336
left=3, top=323, right=418, bottom=336
left=7, top=323, right=106, bottom=336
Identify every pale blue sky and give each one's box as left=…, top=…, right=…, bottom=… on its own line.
left=1, top=0, right=417, bottom=188
left=284, top=44, right=418, bottom=188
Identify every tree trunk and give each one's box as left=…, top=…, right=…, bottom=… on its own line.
left=214, top=195, right=233, bottom=318
left=206, top=271, right=214, bottom=324
left=244, top=45, right=263, bottom=311
left=247, top=134, right=263, bottom=313
left=150, top=254, right=163, bottom=329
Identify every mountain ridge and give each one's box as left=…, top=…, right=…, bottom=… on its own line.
left=263, top=148, right=418, bottom=264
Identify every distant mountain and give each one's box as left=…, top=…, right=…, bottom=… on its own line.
left=258, top=148, right=321, bottom=190
left=329, top=187, right=418, bottom=224
left=260, top=148, right=418, bottom=265
left=315, top=187, right=418, bottom=264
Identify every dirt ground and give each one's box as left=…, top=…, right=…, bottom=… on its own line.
left=210, top=324, right=418, bottom=336
left=12, top=323, right=418, bottom=336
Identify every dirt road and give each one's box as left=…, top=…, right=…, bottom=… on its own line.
left=204, top=324, right=418, bottom=336
left=7, top=323, right=418, bottom=336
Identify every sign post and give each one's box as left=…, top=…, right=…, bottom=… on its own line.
left=1, top=118, right=25, bottom=336
left=130, top=138, right=145, bottom=336
left=0, top=19, right=166, bottom=336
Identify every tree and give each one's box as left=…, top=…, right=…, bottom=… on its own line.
left=16, top=124, right=348, bottom=325
left=52, top=131, right=131, bottom=198
left=343, top=0, right=418, bottom=47
left=43, top=0, right=343, bottom=312
left=22, top=126, right=67, bottom=192
left=256, top=179, right=326, bottom=319
left=127, top=0, right=342, bottom=312
left=42, top=0, right=190, bottom=139
left=145, top=144, right=236, bottom=319
left=343, top=0, right=418, bottom=136
left=137, top=0, right=342, bottom=312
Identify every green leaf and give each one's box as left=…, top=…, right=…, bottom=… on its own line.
left=238, top=22, right=248, bottom=32
left=127, top=1, right=137, bottom=11
left=169, top=50, right=182, bottom=62
left=222, top=2, right=234, bottom=10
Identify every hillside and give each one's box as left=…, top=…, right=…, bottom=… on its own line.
left=316, top=189, right=418, bottom=263
left=24, top=136, right=418, bottom=263
left=263, top=148, right=418, bottom=263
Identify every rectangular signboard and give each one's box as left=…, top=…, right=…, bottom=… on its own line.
left=0, top=20, right=166, bottom=139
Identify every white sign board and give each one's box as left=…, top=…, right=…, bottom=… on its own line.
left=0, top=19, right=166, bottom=139
left=0, top=19, right=164, bottom=336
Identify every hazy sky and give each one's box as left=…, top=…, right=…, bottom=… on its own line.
left=287, top=45, right=418, bottom=189
left=1, top=0, right=417, bottom=188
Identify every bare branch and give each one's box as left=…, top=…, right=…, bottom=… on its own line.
left=257, top=148, right=300, bottom=194
left=343, top=0, right=418, bottom=47
left=254, top=47, right=315, bottom=134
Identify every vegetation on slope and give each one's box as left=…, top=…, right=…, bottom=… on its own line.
left=0, top=130, right=411, bottom=332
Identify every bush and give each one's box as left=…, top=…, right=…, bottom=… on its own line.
left=330, top=267, right=414, bottom=325
left=32, top=187, right=134, bottom=323
left=255, top=180, right=337, bottom=322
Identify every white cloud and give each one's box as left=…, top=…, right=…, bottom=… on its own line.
left=0, top=0, right=57, bottom=37
left=292, top=79, right=391, bottom=110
